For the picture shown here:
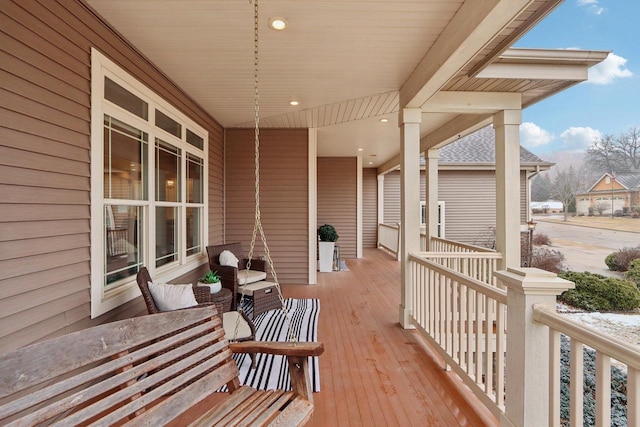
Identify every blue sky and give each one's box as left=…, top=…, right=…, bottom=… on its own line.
left=515, top=0, right=637, bottom=162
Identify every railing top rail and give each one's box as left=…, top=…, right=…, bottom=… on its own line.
left=429, top=236, right=496, bottom=253
left=533, top=303, right=640, bottom=370
left=409, top=252, right=507, bottom=303
left=419, top=251, right=503, bottom=260
left=379, top=223, right=400, bottom=230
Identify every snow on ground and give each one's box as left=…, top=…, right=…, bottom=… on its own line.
left=557, top=303, right=640, bottom=347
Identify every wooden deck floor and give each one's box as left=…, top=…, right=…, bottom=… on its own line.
left=177, top=248, right=498, bottom=426
left=283, top=248, right=497, bottom=427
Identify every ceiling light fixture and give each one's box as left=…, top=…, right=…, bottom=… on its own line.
left=289, top=100, right=299, bottom=106
left=269, top=17, right=287, bottom=30
left=358, top=148, right=363, bottom=152
left=368, top=162, right=373, bottom=165
left=380, top=118, right=389, bottom=123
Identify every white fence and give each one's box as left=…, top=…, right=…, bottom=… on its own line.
left=533, top=304, right=640, bottom=427
left=409, top=253, right=507, bottom=417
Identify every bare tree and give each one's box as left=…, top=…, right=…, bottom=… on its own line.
left=595, top=202, right=609, bottom=216
left=586, top=127, right=640, bottom=174
left=550, top=166, right=581, bottom=221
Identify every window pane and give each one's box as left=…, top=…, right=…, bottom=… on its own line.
left=104, top=77, right=148, bottom=120
left=155, top=109, right=181, bottom=138
left=105, top=205, right=143, bottom=286
left=186, top=129, right=204, bottom=150
left=187, top=154, right=203, bottom=203
left=104, top=116, right=148, bottom=200
left=155, top=139, right=181, bottom=202
left=156, top=207, right=178, bottom=267
left=186, top=207, right=201, bottom=257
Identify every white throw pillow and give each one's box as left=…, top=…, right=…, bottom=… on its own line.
left=219, top=250, right=239, bottom=268
left=148, top=282, right=198, bottom=312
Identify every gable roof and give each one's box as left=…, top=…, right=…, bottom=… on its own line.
left=438, top=125, right=553, bottom=168
left=585, top=172, right=640, bottom=193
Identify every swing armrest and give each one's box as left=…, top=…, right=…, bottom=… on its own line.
left=229, top=341, right=324, bottom=357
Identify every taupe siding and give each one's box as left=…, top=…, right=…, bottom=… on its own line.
left=383, top=172, right=401, bottom=224
left=0, top=0, right=223, bottom=353
left=383, top=169, right=529, bottom=246
left=362, top=168, right=378, bottom=248
left=318, top=158, right=357, bottom=259
left=225, top=129, right=309, bottom=284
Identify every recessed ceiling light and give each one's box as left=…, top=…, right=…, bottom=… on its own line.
left=368, top=162, right=373, bottom=165
left=269, top=17, right=288, bottom=30
left=380, top=118, right=389, bottom=123
left=358, top=148, right=364, bottom=152
left=289, top=100, right=299, bottom=106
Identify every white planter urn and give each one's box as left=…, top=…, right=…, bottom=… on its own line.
left=318, top=241, right=335, bottom=272
left=198, top=282, right=222, bottom=294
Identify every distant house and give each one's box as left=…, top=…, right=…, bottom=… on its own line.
left=531, top=200, right=564, bottom=214
left=381, top=126, right=554, bottom=245
left=576, top=172, right=640, bottom=215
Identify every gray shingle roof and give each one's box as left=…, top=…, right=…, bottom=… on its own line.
left=438, top=125, right=551, bottom=165
left=613, top=173, right=640, bottom=189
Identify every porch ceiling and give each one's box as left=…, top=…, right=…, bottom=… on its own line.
left=85, top=0, right=604, bottom=168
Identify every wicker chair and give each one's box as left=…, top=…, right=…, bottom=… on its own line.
left=136, top=267, right=256, bottom=346
left=206, top=243, right=267, bottom=309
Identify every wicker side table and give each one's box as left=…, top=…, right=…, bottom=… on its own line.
left=209, top=288, right=233, bottom=313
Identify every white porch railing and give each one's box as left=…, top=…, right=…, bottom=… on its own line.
left=409, top=252, right=507, bottom=418
left=429, top=236, right=496, bottom=253
left=533, top=304, right=640, bottom=427
left=420, top=251, right=503, bottom=288
left=378, top=223, right=400, bottom=260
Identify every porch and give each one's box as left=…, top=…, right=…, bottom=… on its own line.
left=176, top=247, right=497, bottom=426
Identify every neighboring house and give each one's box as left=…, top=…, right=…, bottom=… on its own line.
left=531, top=200, right=564, bottom=214
left=576, top=172, right=640, bottom=215
left=380, top=126, right=554, bottom=245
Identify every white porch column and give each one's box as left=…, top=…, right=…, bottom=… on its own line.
left=494, top=110, right=521, bottom=269
left=425, top=148, right=439, bottom=250
left=399, top=108, right=421, bottom=328
left=377, top=174, right=384, bottom=247
left=495, top=268, right=574, bottom=427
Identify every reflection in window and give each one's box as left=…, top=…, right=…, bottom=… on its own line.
left=104, top=77, right=148, bottom=120
left=156, top=207, right=178, bottom=267
left=155, top=139, right=180, bottom=202
left=186, top=207, right=201, bottom=257
left=155, top=109, right=181, bottom=138
left=187, top=154, right=203, bottom=204
left=104, top=205, right=143, bottom=286
left=104, top=115, right=148, bottom=200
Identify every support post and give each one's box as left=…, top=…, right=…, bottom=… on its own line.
left=494, top=110, right=522, bottom=270
left=377, top=174, right=385, bottom=248
left=425, top=148, right=439, bottom=249
left=495, top=268, right=574, bottom=427
left=399, top=108, right=421, bottom=328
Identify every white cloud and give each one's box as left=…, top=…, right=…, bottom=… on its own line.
left=588, top=53, right=633, bottom=84
left=577, top=0, right=604, bottom=14
left=560, top=126, right=602, bottom=150
left=520, top=122, right=555, bottom=148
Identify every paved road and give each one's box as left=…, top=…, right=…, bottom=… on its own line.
left=533, top=218, right=639, bottom=276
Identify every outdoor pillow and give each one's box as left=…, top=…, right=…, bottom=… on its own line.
left=219, top=250, right=240, bottom=268
left=148, top=282, right=198, bottom=312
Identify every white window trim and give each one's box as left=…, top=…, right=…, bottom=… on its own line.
left=90, top=48, right=208, bottom=318
left=420, top=201, right=445, bottom=238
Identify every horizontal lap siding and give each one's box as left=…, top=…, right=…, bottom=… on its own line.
left=0, top=0, right=223, bottom=353
left=225, top=129, right=309, bottom=284
left=318, top=157, right=357, bottom=259
left=383, top=170, right=528, bottom=247
left=362, top=168, right=378, bottom=248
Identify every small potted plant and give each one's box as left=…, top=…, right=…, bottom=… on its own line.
left=318, top=224, right=338, bottom=272
left=198, top=270, right=222, bottom=294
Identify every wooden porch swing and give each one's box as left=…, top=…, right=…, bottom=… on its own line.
left=0, top=1, right=322, bottom=425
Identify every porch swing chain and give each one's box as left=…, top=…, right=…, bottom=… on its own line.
left=233, top=0, right=294, bottom=343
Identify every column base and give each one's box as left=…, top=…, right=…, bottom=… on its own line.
left=399, top=304, right=416, bottom=329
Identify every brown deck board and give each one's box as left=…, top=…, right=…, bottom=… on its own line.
left=174, top=248, right=497, bottom=426
left=283, top=248, right=498, bottom=427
